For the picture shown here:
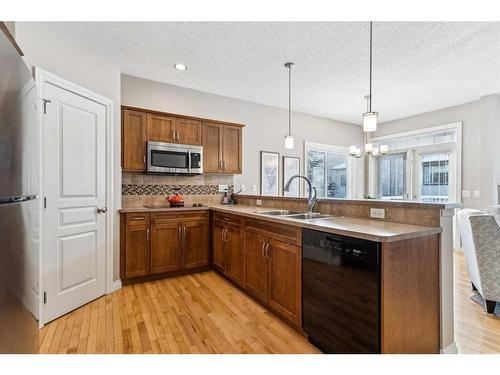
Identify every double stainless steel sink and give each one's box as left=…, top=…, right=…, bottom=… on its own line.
left=255, top=210, right=331, bottom=220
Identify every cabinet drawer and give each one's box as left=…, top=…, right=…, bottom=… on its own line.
left=152, top=211, right=208, bottom=224
left=125, top=213, right=149, bottom=226
left=213, top=211, right=242, bottom=227
left=243, top=218, right=301, bottom=246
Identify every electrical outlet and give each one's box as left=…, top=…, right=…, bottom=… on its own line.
left=218, top=184, right=228, bottom=193
left=473, top=190, right=480, bottom=199
left=462, top=190, right=471, bottom=198
left=256, top=199, right=262, bottom=206
left=370, top=208, right=385, bottom=219
left=252, top=184, right=257, bottom=193
left=240, top=184, right=246, bottom=192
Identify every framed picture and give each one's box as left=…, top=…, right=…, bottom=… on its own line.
left=283, top=156, right=300, bottom=197
left=260, top=151, right=280, bottom=196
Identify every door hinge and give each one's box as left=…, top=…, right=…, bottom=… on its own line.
left=44, top=197, right=47, bottom=209
left=42, top=99, right=51, bottom=114
left=43, top=292, right=47, bottom=304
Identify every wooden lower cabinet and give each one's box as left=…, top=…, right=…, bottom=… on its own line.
left=224, top=226, right=244, bottom=284
left=123, top=214, right=150, bottom=278
left=183, top=216, right=210, bottom=269
left=121, top=211, right=209, bottom=283
left=243, top=231, right=268, bottom=304
left=266, top=239, right=301, bottom=325
left=213, top=220, right=226, bottom=270
left=150, top=219, right=182, bottom=274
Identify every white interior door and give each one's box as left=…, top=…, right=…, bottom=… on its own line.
left=43, top=82, right=107, bottom=323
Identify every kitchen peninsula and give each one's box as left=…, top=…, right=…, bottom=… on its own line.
left=120, top=196, right=459, bottom=353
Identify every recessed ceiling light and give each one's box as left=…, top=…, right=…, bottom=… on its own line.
left=173, top=63, right=187, bottom=71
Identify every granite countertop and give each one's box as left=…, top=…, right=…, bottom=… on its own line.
left=120, top=204, right=441, bottom=243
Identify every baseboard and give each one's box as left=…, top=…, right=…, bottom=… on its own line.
left=441, top=341, right=458, bottom=354
left=108, top=279, right=122, bottom=294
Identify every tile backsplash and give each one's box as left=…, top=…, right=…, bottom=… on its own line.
left=121, top=172, right=234, bottom=207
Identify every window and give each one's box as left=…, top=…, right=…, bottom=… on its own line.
left=378, top=153, right=406, bottom=199
left=305, top=142, right=349, bottom=199
left=420, top=153, right=449, bottom=202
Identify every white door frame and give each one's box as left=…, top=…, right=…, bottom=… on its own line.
left=35, top=68, right=117, bottom=327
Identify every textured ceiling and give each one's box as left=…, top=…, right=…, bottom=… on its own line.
left=67, top=22, right=500, bottom=124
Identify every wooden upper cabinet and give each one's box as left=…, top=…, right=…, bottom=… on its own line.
left=267, top=240, right=301, bottom=326
left=147, top=113, right=176, bottom=143
left=122, top=106, right=243, bottom=173
left=182, top=215, right=210, bottom=269
left=122, top=109, right=147, bottom=171
left=222, top=125, right=242, bottom=174
left=201, top=122, right=223, bottom=173
left=202, top=122, right=242, bottom=174
left=176, top=118, right=201, bottom=145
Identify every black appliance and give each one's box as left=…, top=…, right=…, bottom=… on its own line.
left=302, top=229, right=380, bottom=353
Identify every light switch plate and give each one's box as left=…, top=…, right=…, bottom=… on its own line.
left=370, top=208, right=385, bottom=219
left=240, top=184, right=246, bottom=192
left=473, top=190, right=480, bottom=199
left=252, top=184, right=257, bottom=193
left=462, top=190, right=471, bottom=198
left=218, top=184, right=228, bottom=193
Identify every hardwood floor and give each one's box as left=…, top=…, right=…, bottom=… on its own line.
left=39, top=271, right=319, bottom=354
left=454, top=252, right=500, bottom=353
left=40, top=252, right=500, bottom=354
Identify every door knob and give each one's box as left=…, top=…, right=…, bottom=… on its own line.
left=97, top=207, right=107, bottom=214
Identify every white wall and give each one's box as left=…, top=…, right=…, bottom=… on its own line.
left=373, top=99, right=497, bottom=209
left=14, top=22, right=123, bottom=281
left=121, top=74, right=365, bottom=197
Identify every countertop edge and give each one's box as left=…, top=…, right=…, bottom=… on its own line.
left=120, top=204, right=442, bottom=243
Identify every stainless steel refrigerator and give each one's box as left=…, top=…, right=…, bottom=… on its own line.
left=0, top=28, right=39, bottom=353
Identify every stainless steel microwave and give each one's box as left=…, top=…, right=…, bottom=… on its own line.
left=146, top=141, right=203, bottom=175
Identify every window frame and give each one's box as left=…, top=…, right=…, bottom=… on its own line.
left=303, top=141, right=355, bottom=199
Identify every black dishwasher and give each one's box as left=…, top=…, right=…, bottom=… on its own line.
left=302, top=229, right=380, bottom=353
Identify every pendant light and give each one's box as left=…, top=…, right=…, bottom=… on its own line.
left=363, top=21, right=378, bottom=132
left=284, top=62, right=295, bottom=149
left=349, top=22, right=388, bottom=159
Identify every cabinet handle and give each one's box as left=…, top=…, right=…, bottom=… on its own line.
left=146, top=229, right=150, bottom=241
left=222, top=160, right=226, bottom=170
left=143, top=155, right=146, bottom=164
left=219, top=160, right=222, bottom=170
left=261, top=242, right=266, bottom=258
left=265, top=243, right=271, bottom=259
left=171, top=130, right=175, bottom=140
left=176, top=130, right=180, bottom=141
left=183, top=225, right=186, bottom=238
left=178, top=226, right=182, bottom=239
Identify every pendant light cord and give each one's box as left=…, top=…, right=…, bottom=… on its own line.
left=369, top=21, right=373, bottom=113
left=288, top=64, right=291, bottom=136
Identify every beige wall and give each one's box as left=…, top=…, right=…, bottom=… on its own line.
left=121, top=74, right=365, bottom=198
left=373, top=99, right=500, bottom=209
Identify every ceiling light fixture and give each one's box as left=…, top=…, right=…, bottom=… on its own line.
left=284, top=62, right=295, bottom=149
left=173, top=63, right=187, bottom=71
left=349, top=22, right=388, bottom=159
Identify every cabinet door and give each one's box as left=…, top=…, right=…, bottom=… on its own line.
left=267, top=240, right=301, bottom=325
left=201, top=122, right=222, bottom=173
left=122, top=109, right=147, bottom=171
left=182, top=217, right=210, bottom=269
left=176, top=118, right=201, bottom=145
left=124, top=216, right=150, bottom=278
left=224, top=226, right=244, bottom=285
left=213, top=221, right=225, bottom=270
left=147, top=113, right=176, bottom=143
left=222, top=126, right=242, bottom=174
left=150, top=220, right=182, bottom=274
left=243, top=231, right=268, bottom=304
